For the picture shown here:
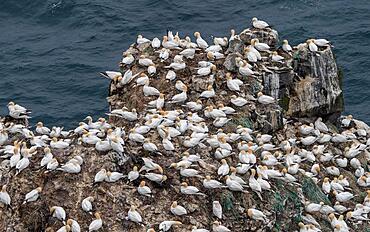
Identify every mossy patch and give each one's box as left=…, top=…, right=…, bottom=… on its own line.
left=272, top=180, right=303, bottom=231
left=231, top=117, right=254, bottom=130
left=302, top=177, right=330, bottom=204
left=278, top=95, right=290, bottom=111
left=293, top=51, right=302, bottom=60
left=326, top=121, right=339, bottom=133
left=250, top=80, right=262, bottom=95
left=221, top=191, right=235, bottom=211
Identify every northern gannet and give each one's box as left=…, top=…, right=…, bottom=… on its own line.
left=143, top=173, right=167, bottom=184
left=137, top=35, right=150, bottom=44
left=247, top=208, right=267, bottom=222
left=51, top=137, right=70, bottom=149
left=109, top=107, right=138, bottom=121
left=179, top=167, right=202, bottom=178
left=148, top=65, right=156, bottom=76
left=89, top=212, right=103, bottom=231
left=252, top=38, right=270, bottom=51
left=99, top=71, right=122, bottom=81
left=9, top=145, right=21, bottom=168
left=217, top=159, right=230, bottom=176
left=226, top=73, right=243, bottom=91
left=128, top=166, right=139, bottom=182
left=212, top=221, right=231, bottom=232
left=213, top=36, right=228, bottom=47
left=138, top=55, right=154, bottom=66
left=179, top=48, right=196, bottom=59
left=307, top=39, right=318, bottom=52
left=151, top=37, right=161, bottom=48
left=169, top=89, right=187, bottom=103
left=164, top=60, right=186, bottom=70
left=166, top=70, right=176, bottom=81
left=244, top=47, right=258, bottom=63
left=135, top=73, right=149, bottom=86
left=203, top=175, right=225, bottom=189
left=162, top=35, right=180, bottom=49
left=229, top=29, right=236, bottom=41
left=56, top=225, right=71, bottom=232
left=94, top=169, right=107, bottom=183
left=121, top=53, right=135, bottom=65
left=271, top=51, right=284, bottom=62
left=106, top=171, right=124, bottom=182
left=46, top=158, right=59, bottom=171
left=197, top=64, right=216, bottom=76
left=199, top=85, right=215, bottom=98
left=36, top=122, right=50, bottom=135
left=143, top=139, right=158, bottom=152
left=249, top=169, right=262, bottom=192
left=95, top=139, right=111, bottom=152
left=238, top=60, right=254, bottom=76
left=213, top=201, right=222, bottom=219
left=143, top=81, right=160, bottom=96
left=137, top=180, right=152, bottom=197
left=314, top=39, right=330, bottom=47
left=66, top=219, right=81, bottom=232
left=194, top=32, right=208, bottom=49
left=50, top=206, right=66, bottom=222
left=230, top=95, right=248, bottom=107
left=225, top=175, right=247, bottom=192
left=157, top=48, right=170, bottom=61
left=159, top=221, right=182, bottom=231
left=0, top=185, right=11, bottom=206
left=314, top=117, right=329, bottom=132
left=127, top=205, right=142, bottom=224
left=192, top=226, right=210, bottom=232
left=257, top=92, right=275, bottom=104
left=15, top=149, right=30, bottom=175
left=282, top=39, right=292, bottom=53
left=322, top=177, right=331, bottom=194
left=7, top=101, right=31, bottom=119
left=180, top=182, right=206, bottom=196
left=23, top=187, right=42, bottom=204
left=206, top=44, right=222, bottom=53
left=252, top=17, right=269, bottom=29
left=170, top=201, right=187, bottom=216
left=334, top=191, right=354, bottom=202
left=82, top=196, right=94, bottom=214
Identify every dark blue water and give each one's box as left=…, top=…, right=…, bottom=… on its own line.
left=1, top=0, right=370, bottom=128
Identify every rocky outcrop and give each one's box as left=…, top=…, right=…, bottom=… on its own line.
left=261, top=46, right=343, bottom=122
left=288, top=46, right=344, bottom=118
left=1, top=23, right=363, bottom=232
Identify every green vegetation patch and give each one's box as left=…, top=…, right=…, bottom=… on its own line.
left=278, top=95, right=290, bottom=111
left=302, top=177, right=330, bottom=204
left=221, top=191, right=235, bottom=211
left=233, top=117, right=254, bottom=129
left=272, top=180, right=303, bottom=231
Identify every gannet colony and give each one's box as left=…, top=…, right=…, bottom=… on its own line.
left=0, top=18, right=369, bottom=232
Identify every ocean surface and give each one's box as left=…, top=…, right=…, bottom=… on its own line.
left=1, top=0, right=370, bottom=129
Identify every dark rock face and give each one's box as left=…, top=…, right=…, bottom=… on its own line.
left=262, top=70, right=295, bottom=111
left=223, top=53, right=239, bottom=72
left=288, top=47, right=344, bottom=118
left=261, top=46, right=343, bottom=121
